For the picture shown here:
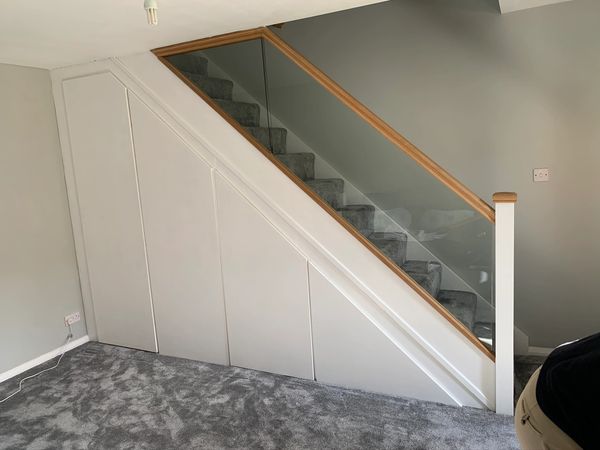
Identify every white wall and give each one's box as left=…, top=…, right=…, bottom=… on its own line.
left=0, top=64, right=85, bottom=374
left=276, top=0, right=600, bottom=348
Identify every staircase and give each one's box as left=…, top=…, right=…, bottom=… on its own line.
left=168, top=52, right=493, bottom=348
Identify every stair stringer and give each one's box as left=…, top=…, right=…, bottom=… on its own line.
left=56, top=52, right=496, bottom=410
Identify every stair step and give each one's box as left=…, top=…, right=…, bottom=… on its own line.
left=402, top=260, right=442, bottom=298
left=167, top=53, right=208, bottom=76
left=277, top=153, right=315, bottom=181
left=473, top=321, right=494, bottom=340
left=183, top=72, right=233, bottom=100
left=437, top=290, right=478, bottom=330
left=401, top=260, right=441, bottom=274
left=368, top=232, right=407, bottom=266
left=337, top=205, right=375, bottom=236
left=214, top=100, right=260, bottom=127
left=245, top=127, right=287, bottom=154
left=410, top=272, right=441, bottom=299
left=305, top=178, right=344, bottom=209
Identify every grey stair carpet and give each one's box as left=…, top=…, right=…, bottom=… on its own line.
left=410, top=272, right=441, bottom=298
left=337, top=204, right=375, bottom=236
left=369, top=231, right=408, bottom=266
left=0, top=342, right=518, bottom=449
left=169, top=53, right=488, bottom=345
left=183, top=72, right=233, bottom=100
left=277, top=153, right=315, bottom=180
left=305, top=178, right=344, bottom=209
left=167, top=53, right=208, bottom=75
left=514, top=355, right=546, bottom=405
left=437, top=290, right=477, bottom=330
left=402, top=260, right=442, bottom=298
left=402, top=260, right=441, bottom=274
left=214, top=99, right=260, bottom=127
left=473, top=321, right=494, bottom=340
left=245, top=126, right=287, bottom=154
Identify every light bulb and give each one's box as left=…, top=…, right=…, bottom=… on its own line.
left=144, top=0, right=158, bottom=25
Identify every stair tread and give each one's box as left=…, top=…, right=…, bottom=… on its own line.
left=337, top=204, right=375, bottom=236
left=214, top=99, right=260, bottom=127
left=410, top=271, right=441, bottom=299
left=305, top=178, right=344, bottom=192
left=473, top=321, right=494, bottom=339
left=244, top=127, right=287, bottom=154
left=438, top=290, right=478, bottom=330
left=337, top=204, right=375, bottom=212
left=368, top=232, right=408, bottom=266
left=167, top=53, right=208, bottom=75
left=182, top=72, right=233, bottom=100
left=277, top=153, right=315, bottom=181
left=402, top=260, right=442, bottom=274
left=305, top=178, right=344, bottom=209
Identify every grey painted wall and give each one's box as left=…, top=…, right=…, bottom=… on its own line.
left=0, top=64, right=85, bottom=374
left=276, top=0, right=600, bottom=347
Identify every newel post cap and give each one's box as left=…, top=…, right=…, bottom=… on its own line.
left=492, top=192, right=517, bottom=203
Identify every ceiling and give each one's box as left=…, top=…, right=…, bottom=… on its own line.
left=0, top=0, right=385, bottom=69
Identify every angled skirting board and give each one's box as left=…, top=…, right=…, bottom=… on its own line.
left=309, top=263, right=456, bottom=404
left=128, top=94, right=229, bottom=364
left=62, top=73, right=157, bottom=352
left=215, top=174, right=314, bottom=380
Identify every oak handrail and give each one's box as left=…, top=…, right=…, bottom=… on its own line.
left=153, top=27, right=496, bottom=223
left=492, top=192, right=517, bottom=203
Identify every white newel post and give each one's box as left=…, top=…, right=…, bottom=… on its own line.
left=493, top=192, right=517, bottom=415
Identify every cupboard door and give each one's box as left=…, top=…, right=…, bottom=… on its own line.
left=215, top=174, right=313, bottom=379
left=63, top=73, right=156, bottom=351
left=129, top=94, right=228, bottom=363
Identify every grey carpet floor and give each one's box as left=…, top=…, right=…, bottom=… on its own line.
left=514, top=355, right=546, bottom=405
left=0, top=342, right=518, bottom=449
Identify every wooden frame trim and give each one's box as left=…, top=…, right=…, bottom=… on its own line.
left=154, top=53, right=495, bottom=361
left=493, top=192, right=517, bottom=203
left=153, top=28, right=265, bottom=56
left=152, top=27, right=495, bottom=223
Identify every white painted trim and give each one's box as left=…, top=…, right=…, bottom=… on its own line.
left=499, top=0, right=572, bottom=14
left=528, top=346, right=553, bottom=357
left=0, top=336, right=90, bottom=384
left=494, top=201, right=515, bottom=415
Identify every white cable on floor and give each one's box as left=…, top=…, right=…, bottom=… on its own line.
left=0, top=328, right=73, bottom=405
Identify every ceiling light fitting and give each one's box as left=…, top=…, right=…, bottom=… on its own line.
left=144, top=0, right=158, bottom=25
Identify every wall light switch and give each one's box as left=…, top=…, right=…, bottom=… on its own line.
left=533, top=168, right=550, bottom=182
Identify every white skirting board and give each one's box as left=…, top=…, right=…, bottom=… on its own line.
left=0, top=336, right=90, bottom=384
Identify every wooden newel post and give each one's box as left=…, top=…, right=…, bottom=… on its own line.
left=493, top=192, right=517, bottom=415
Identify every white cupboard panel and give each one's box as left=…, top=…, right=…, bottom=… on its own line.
left=309, top=264, right=456, bottom=404
left=129, top=94, right=229, bottom=364
left=63, top=73, right=156, bottom=352
left=215, top=174, right=313, bottom=379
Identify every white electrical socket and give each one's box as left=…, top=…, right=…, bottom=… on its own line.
left=64, top=312, right=81, bottom=326
left=533, top=168, right=550, bottom=182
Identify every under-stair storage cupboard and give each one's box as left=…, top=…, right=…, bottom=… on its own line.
left=54, top=41, right=515, bottom=412
left=58, top=69, right=314, bottom=377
